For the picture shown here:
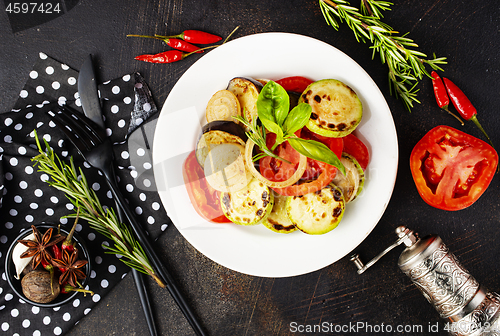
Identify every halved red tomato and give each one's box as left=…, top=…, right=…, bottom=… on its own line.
left=410, top=125, right=498, bottom=211
left=182, top=151, right=231, bottom=223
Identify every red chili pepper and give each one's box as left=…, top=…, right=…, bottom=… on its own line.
left=166, top=38, right=203, bottom=53
left=134, top=50, right=185, bottom=64
left=127, top=35, right=202, bottom=53
left=430, top=71, right=463, bottom=125
left=52, top=244, right=62, bottom=260
left=443, top=77, right=495, bottom=149
left=169, top=30, right=222, bottom=44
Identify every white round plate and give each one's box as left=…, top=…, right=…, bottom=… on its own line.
left=152, top=32, right=398, bottom=278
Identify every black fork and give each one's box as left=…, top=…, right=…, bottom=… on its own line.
left=51, top=105, right=207, bottom=336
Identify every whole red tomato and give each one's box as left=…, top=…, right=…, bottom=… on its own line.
left=410, top=125, right=498, bottom=211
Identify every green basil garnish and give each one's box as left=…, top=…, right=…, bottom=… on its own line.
left=287, top=137, right=345, bottom=176
left=257, top=80, right=290, bottom=127
left=283, top=103, right=312, bottom=135
left=235, top=80, right=345, bottom=175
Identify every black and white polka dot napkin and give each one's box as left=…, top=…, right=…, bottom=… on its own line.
left=0, top=52, right=171, bottom=335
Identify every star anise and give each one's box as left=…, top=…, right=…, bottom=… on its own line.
left=17, top=225, right=65, bottom=270
left=51, top=249, right=88, bottom=288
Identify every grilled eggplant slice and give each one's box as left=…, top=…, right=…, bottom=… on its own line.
left=330, top=153, right=365, bottom=203
left=201, top=120, right=248, bottom=141
left=300, top=79, right=362, bottom=137
left=226, top=77, right=263, bottom=126
left=286, top=184, right=345, bottom=235
left=220, top=178, right=273, bottom=226
left=196, top=121, right=247, bottom=168
left=262, top=193, right=297, bottom=234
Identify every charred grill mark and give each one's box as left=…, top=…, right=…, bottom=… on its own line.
left=262, top=191, right=269, bottom=207
left=346, top=84, right=356, bottom=96
left=327, top=123, right=336, bottom=129
left=332, top=206, right=343, bottom=217
left=314, top=95, right=321, bottom=103
left=268, top=219, right=295, bottom=232
left=337, top=123, right=347, bottom=131
left=333, top=189, right=342, bottom=202
left=310, top=113, right=318, bottom=120
left=256, top=209, right=263, bottom=217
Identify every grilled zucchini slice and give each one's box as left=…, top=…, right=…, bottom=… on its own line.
left=286, top=184, right=345, bottom=235
left=221, top=178, right=274, bottom=225
left=330, top=153, right=365, bottom=203
left=300, top=79, right=362, bottom=137
left=262, top=193, right=297, bottom=234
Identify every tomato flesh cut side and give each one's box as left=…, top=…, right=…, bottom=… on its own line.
left=410, top=125, right=498, bottom=211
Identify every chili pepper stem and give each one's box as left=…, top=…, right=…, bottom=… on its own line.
left=63, top=207, right=80, bottom=250
left=127, top=34, right=163, bottom=41
left=470, top=115, right=495, bottom=149
left=63, top=284, right=94, bottom=296
left=181, top=25, right=240, bottom=58
left=443, top=106, right=464, bottom=125
left=42, top=262, right=55, bottom=295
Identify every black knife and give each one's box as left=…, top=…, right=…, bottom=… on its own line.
left=78, top=54, right=158, bottom=336
left=78, top=55, right=105, bottom=128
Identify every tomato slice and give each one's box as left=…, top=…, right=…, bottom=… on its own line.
left=259, top=133, right=302, bottom=182
left=266, top=127, right=339, bottom=196
left=182, top=151, right=231, bottom=223
left=410, top=125, right=498, bottom=211
left=342, top=133, right=369, bottom=170
left=275, top=76, right=314, bottom=93
left=272, top=161, right=337, bottom=196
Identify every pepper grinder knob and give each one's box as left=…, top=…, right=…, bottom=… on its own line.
left=350, top=226, right=418, bottom=274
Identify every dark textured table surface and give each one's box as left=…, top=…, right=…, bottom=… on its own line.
left=1, top=1, right=499, bottom=335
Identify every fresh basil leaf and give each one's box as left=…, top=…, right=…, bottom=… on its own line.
left=257, top=80, right=290, bottom=127
left=287, top=137, right=346, bottom=176
left=260, top=117, right=283, bottom=138
left=283, top=103, right=312, bottom=135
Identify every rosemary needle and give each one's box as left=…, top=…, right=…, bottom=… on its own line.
left=319, top=0, right=447, bottom=111
left=32, top=133, right=165, bottom=287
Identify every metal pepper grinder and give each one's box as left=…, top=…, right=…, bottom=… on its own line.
left=351, top=226, right=500, bottom=336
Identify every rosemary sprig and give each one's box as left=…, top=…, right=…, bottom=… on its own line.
left=32, top=133, right=165, bottom=288
left=319, top=0, right=447, bottom=111
left=233, top=113, right=289, bottom=163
